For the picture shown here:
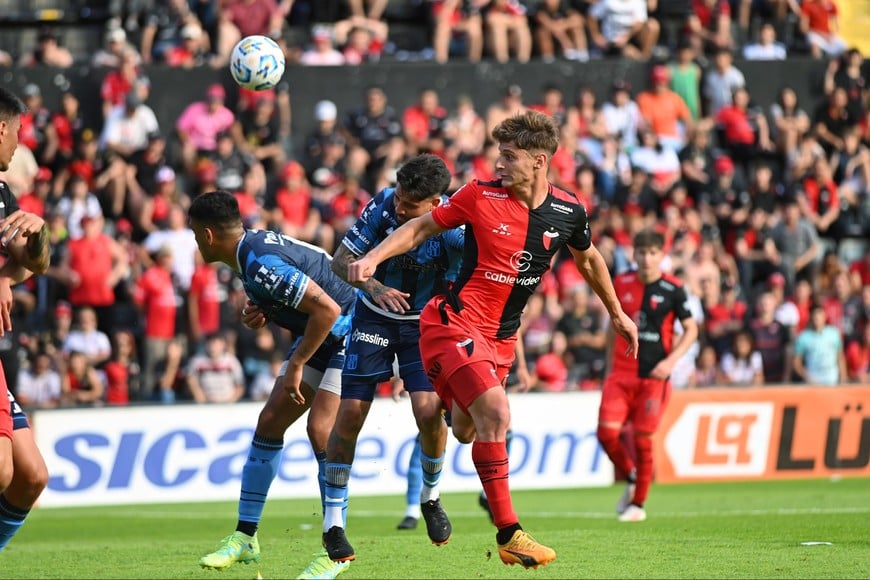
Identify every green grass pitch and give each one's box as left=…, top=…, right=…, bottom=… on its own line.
left=2, top=478, right=868, bottom=579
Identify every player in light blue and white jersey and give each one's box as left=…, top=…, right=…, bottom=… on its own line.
left=319, top=154, right=464, bottom=565
left=189, top=190, right=356, bottom=577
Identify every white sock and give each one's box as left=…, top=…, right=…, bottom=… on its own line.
left=405, top=504, right=421, bottom=519
left=420, top=485, right=440, bottom=503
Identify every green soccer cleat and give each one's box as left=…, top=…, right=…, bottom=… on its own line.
left=296, top=548, right=350, bottom=579
left=199, top=531, right=261, bottom=570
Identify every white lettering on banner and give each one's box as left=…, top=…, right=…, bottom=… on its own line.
left=33, top=393, right=611, bottom=507
left=664, top=403, right=774, bottom=478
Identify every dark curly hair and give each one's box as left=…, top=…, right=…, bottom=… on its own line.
left=396, top=154, right=452, bottom=202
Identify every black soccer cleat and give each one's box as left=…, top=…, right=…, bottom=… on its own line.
left=322, top=526, right=356, bottom=562
left=397, top=516, right=419, bottom=530
left=420, top=499, right=452, bottom=545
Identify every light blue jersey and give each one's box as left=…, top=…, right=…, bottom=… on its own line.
left=236, top=229, right=356, bottom=343
left=342, top=187, right=464, bottom=318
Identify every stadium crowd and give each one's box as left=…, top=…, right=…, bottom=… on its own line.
left=0, top=0, right=868, bottom=410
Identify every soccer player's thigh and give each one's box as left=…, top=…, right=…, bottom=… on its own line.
left=629, top=378, right=670, bottom=434
left=1, top=383, right=16, bottom=490
left=598, top=373, right=635, bottom=426
left=397, top=322, right=443, bottom=425
left=305, top=340, right=351, bottom=447
left=8, top=427, right=48, bottom=505
left=342, top=315, right=399, bottom=404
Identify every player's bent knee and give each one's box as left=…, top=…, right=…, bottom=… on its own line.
left=597, top=425, right=621, bottom=445
left=452, top=423, right=476, bottom=444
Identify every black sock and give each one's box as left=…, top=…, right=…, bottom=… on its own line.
left=496, top=523, right=523, bottom=545
left=236, top=521, right=258, bottom=536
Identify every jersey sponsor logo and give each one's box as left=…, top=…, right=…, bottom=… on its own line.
left=482, top=190, right=508, bottom=200
left=492, top=223, right=511, bottom=236
left=484, top=271, right=541, bottom=286
left=509, top=250, right=532, bottom=273
left=351, top=329, right=390, bottom=347
left=550, top=202, right=574, bottom=215
left=543, top=228, right=559, bottom=251
left=638, top=331, right=661, bottom=342
left=660, top=280, right=676, bottom=291
left=664, top=402, right=774, bottom=477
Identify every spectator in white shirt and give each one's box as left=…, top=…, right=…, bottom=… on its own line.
left=15, top=352, right=63, bottom=409
left=703, top=48, right=746, bottom=116
left=62, top=306, right=113, bottom=367
left=299, top=27, right=346, bottom=66
left=588, top=0, right=660, bottom=60
left=186, top=334, right=245, bottom=403
left=742, top=23, right=787, bottom=60
left=601, top=80, right=642, bottom=150
left=720, top=330, right=765, bottom=386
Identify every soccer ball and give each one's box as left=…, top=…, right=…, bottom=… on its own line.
left=230, top=35, right=285, bottom=91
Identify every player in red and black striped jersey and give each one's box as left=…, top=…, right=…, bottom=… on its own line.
left=598, top=229, right=698, bottom=523
left=348, top=110, right=638, bottom=569
left=0, top=86, right=52, bottom=551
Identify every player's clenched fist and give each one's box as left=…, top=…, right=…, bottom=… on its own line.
left=347, top=257, right=375, bottom=283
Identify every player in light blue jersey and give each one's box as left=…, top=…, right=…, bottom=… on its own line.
left=318, top=155, right=463, bottom=564
left=190, top=190, right=355, bottom=578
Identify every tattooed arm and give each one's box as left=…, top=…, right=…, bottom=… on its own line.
left=332, top=243, right=411, bottom=313
left=0, top=210, right=50, bottom=282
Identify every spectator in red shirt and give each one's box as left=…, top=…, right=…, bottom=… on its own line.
left=849, top=247, right=870, bottom=292
left=187, top=251, right=221, bottom=349
left=689, top=0, right=733, bottom=52
left=133, top=244, right=178, bottom=401
left=50, top=91, right=85, bottom=171
left=800, top=0, right=847, bottom=58
left=326, top=172, right=371, bottom=239
left=845, top=323, right=870, bottom=383
left=101, top=330, right=138, bottom=406
left=799, top=156, right=840, bottom=237
left=267, top=160, right=333, bottom=250
left=58, top=214, right=130, bottom=335
left=715, top=87, right=773, bottom=173
left=100, top=47, right=149, bottom=119
left=403, top=89, right=449, bottom=157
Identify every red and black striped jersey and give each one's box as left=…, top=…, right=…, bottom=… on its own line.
left=612, top=271, right=693, bottom=378
left=431, top=179, right=591, bottom=339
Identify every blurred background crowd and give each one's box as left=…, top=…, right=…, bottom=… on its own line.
left=0, top=0, right=867, bottom=411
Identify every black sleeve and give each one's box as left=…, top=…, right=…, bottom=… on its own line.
left=0, top=181, right=20, bottom=214
left=567, top=203, right=592, bottom=251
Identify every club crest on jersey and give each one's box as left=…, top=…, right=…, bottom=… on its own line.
left=650, top=294, right=665, bottom=310
left=543, top=227, right=559, bottom=250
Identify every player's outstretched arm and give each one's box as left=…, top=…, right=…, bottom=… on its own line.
left=347, top=213, right=444, bottom=284
left=570, top=244, right=639, bottom=358
left=332, top=243, right=411, bottom=313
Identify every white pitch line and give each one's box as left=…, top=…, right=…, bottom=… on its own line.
left=37, top=505, right=870, bottom=521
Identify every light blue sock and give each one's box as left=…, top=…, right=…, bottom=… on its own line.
left=238, top=434, right=284, bottom=530
left=405, top=435, right=423, bottom=517
left=0, top=494, right=28, bottom=552
left=420, top=450, right=444, bottom=503
left=323, top=463, right=350, bottom=532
